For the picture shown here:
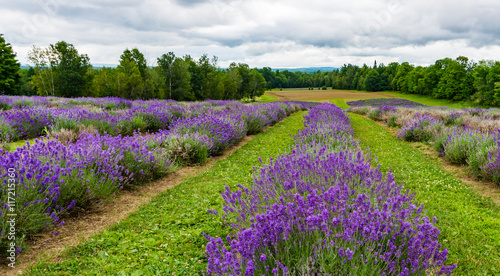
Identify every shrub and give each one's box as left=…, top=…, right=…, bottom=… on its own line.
left=0, top=124, right=15, bottom=143
left=397, top=115, right=444, bottom=142
left=51, top=117, right=80, bottom=132
left=367, top=108, right=381, bottom=121
left=441, top=129, right=483, bottom=165
left=243, top=112, right=269, bottom=135
left=118, top=116, right=147, bottom=136
left=170, top=114, right=247, bottom=155
left=467, top=138, right=496, bottom=179
left=387, top=115, right=398, bottom=127
left=104, top=102, right=118, bottom=110
left=1, top=108, right=53, bottom=141
left=0, top=102, right=11, bottom=111
left=12, top=100, right=33, bottom=109
left=482, top=146, right=500, bottom=183
left=154, top=133, right=211, bottom=165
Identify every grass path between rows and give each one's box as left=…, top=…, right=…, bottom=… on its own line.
left=349, top=113, right=500, bottom=275
left=24, top=111, right=305, bottom=275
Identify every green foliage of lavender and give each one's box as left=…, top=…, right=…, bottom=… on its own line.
left=205, top=103, right=455, bottom=275
left=397, top=115, right=444, bottom=142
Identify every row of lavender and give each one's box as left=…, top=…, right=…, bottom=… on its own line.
left=0, top=96, right=247, bottom=144
left=0, top=100, right=306, bottom=257
left=205, top=103, right=455, bottom=275
left=0, top=95, right=134, bottom=111
left=348, top=99, right=500, bottom=184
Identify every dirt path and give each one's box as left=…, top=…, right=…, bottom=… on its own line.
left=2, top=135, right=256, bottom=276
left=267, top=90, right=397, bottom=101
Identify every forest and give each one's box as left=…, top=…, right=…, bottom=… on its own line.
left=2, top=34, right=500, bottom=106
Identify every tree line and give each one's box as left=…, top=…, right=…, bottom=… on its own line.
left=2, top=34, right=500, bottom=105
left=260, top=57, right=500, bottom=106
left=0, top=36, right=266, bottom=101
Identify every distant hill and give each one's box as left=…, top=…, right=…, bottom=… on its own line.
left=270, top=67, right=338, bottom=73
left=20, top=64, right=119, bottom=69
left=21, top=64, right=336, bottom=72
left=93, top=64, right=118, bottom=68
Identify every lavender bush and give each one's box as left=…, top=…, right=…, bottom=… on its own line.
left=205, top=103, right=455, bottom=275
left=438, top=128, right=486, bottom=165
left=397, top=115, right=444, bottom=142
left=0, top=107, right=53, bottom=143
left=168, top=113, right=247, bottom=156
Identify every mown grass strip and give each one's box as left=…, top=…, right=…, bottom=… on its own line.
left=329, top=99, right=349, bottom=109
left=381, top=91, right=479, bottom=108
left=25, top=112, right=306, bottom=276
left=349, top=113, right=500, bottom=275
left=258, top=93, right=279, bottom=103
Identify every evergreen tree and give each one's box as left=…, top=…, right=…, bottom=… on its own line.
left=0, top=34, right=21, bottom=94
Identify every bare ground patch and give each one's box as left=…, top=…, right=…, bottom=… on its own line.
left=266, top=90, right=397, bottom=101
left=2, top=135, right=256, bottom=276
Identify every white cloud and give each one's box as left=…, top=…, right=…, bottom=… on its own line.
left=2, top=0, right=500, bottom=68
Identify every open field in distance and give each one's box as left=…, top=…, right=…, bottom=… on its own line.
left=266, top=89, right=398, bottom=101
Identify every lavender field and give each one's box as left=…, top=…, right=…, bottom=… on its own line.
left=348, top=98, right=500, bottom=184
left=4, top=95, right=499, bottom=275
left=0, top=95, right=309, bottom=260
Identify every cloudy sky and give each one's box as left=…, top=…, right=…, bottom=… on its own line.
left=2, top=0, right=500, bottom=68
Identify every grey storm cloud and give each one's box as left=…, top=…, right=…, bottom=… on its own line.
left=2, top=0, right=500, bottom=67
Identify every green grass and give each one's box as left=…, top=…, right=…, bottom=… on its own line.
left=25, top=112, right=306, bottom=276
left=349, top=113, right=500, bottom=275
left=380, top=91, right=479, bottom=108
left=3, top=138, right=39, bottom=152
left=257, top=93, right=279, bottom=103
left=329, top=99, right=349, bottom=109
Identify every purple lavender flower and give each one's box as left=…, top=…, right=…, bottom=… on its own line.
left=204, top=103, right=455, bottom=275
